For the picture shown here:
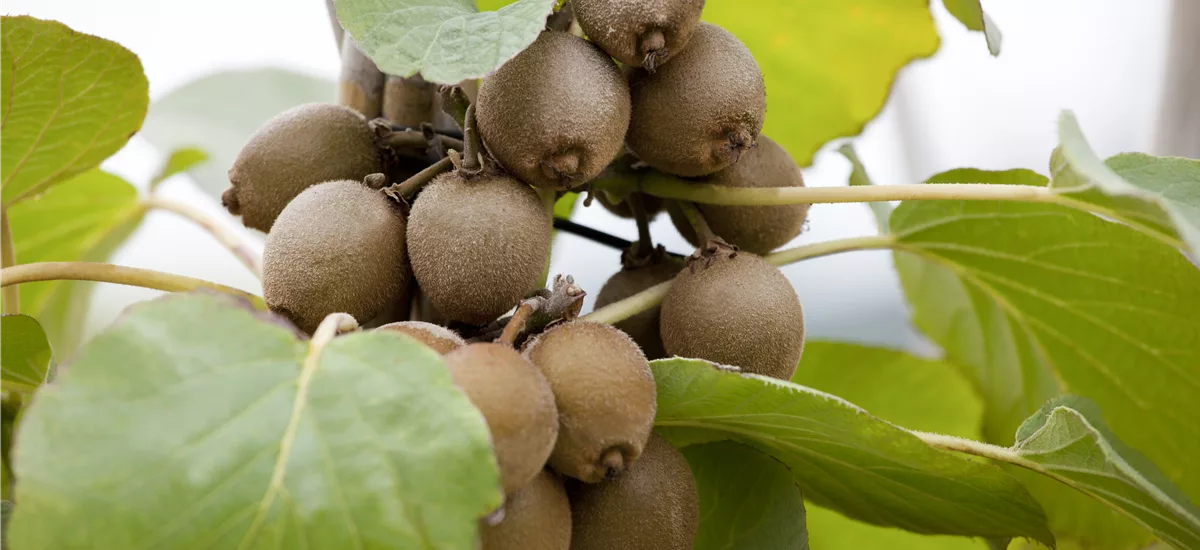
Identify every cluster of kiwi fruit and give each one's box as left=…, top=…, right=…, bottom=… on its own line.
left=220, top=0, right=808, bottom=546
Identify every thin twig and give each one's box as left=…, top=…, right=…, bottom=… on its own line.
left=383, top=129, right=464, bottom=152
left=498, top=302, right=535, bottom=345
left=461, top=103, right=485, bottom=174
left=144, top=197, right=263, bottom=278
left=675, top=200, right=718, bottom=243
left=629, top=194, right=654, bottom=258
left=474, top=275, right=586, bottom=343
left=1, top=207, right=19, bottom=314
left=390, top=156, right=455, bottom=199
left=0, top=262, right=263, bottom=307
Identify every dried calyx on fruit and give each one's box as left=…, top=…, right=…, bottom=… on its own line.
left=479, top=469, right=571, bottom=550
left=224, top=103, right=383, bottom=232
left=595, top=247, right=684, bottom=359
left=262, top=177, right=408, bottom=334
left=476, top=31, right=631, bottom=190
left=626, top=22, right=765, bottom=177
left=570, top=0, right=706, bottom=71
left=374, top=321, right=465, bottom=354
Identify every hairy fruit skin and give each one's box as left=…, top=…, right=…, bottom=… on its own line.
left=660, top=252, right=805, bottom=380
left=523, top=321, right=656, bottom=483
left=407, top=171, right=552, bottom=325
left=571, top=0, right=706, bottom=70
left=262, top=179, right=408, bottom=334
left=477, top=31, right=631, bottom=190
left=224, top=103, right=382, bottom=232
left=670, top=135, right=809, bottom=254
left=445, top=343, right=559, bottom=496
left=375, top=321, right=465, bottom=354
left=568, top=433, right=698, bottom=550
left=626, top=23, right=765, bottom=177
left=480, top=469, right=571, bottom=550
left=594, top=255, right=685, bottom=359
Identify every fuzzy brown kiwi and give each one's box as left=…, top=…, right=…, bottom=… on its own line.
left=480, top=469, right=571, bottom=550
left=223, top=103, right=383, bottom=232
left=445, top=343, right=559, bottom=496
left=594, top=254, right=684, bottom=359
left=571, top=0, right=706, bottom=70
left=568, top=433, right=698, bottom=550
left=669, top=135, right=809, bottom=254
left=476, top=31, right=631, bottom=190
left=660, top=252, right=804, bottom=380
left=407, top=171, right=552, bottom=325
left=375, top=321, right=465, bottom=354
left=262, top=179, right=408, bottom=334
left=626, top=22, right=765, bottom=177
left=522, top=321, right=655, bottom=483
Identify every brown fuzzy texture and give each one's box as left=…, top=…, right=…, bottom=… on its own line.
left=407, top=172, right=552, bottom=325
left=568, top=433, right=697, bottom=550
left=626, top=23, right=765, bottom=177
left=660, top=252, right=804, bottom=380
left=477, top=32, right=631, bottom=190
left=522, top=321, right=656, bottom=483
left=224, top=103, right=381, bottom=232
left=262, top=180, right=408, bottom=334
left=480, top=469, right=571, bottom=550
left=445, top=343, right=559, bottom=496
left=594, top=256, right=684, bottom=359
left=375, top=321, right=465, bottom=354
left=571, top=0, right=705, bottom=70
left=669, top=135, right=809, bottom=254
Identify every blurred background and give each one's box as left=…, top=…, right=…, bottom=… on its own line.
left=2, top=0, right=1195, bottom=354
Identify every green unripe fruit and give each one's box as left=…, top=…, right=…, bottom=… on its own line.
left=480, top=469, right=571, bottom=550
left=571, top=0, right=706, bottom=70
left=262, top=179, right=408, bottom=334
left=594, top=255, right=684, bottom=359
left=375, top=321, right=465, bottom=354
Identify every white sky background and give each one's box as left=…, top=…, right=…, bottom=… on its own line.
left=1, top=0, right=1175, bottom=352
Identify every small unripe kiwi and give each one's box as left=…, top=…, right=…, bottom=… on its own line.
left=660, top=252, right=804, bottom=380
left=669, top=135, right=809, bottom=254
left=480, top=469, right=571, bottom=550
left=626, top=23, right=765, bottom=177
left=445, top=343, right=559, bottom=496
left=375, top=321, right=465, bottom=354
left=522, top=321, right=655, bottom=483
left=594, top=255, right=684, bottom=359
left=477, top=31, right=631, bottom=190
left=571, top=0, right=706, bottom=70
left=407, top=171, right=552, bottom=325
left=262, top=179, right=408, bottom=334
left=224, top=103, right=382, bottom=231
left=568, top=433, right=698, bottom=550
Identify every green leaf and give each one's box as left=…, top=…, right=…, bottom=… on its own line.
left=335, top=0, right=557, bottom=84
left=150, top=147, right=210, bottom=190
left=553, top=191, right=578, bottom=220
left=139, top=69, right=334, bottom=202
left=942, top=0, right=1002, bottom=55
left=891, top=168, right=1200, bottom=546
left=704, top=1, right=938, bottom=166
left=0, top=315, right=54, bottom=393
left=5, top=170, right=145, bottom=354
left=838, top=144, right=891, bottom=232
left=651, top=358, right=1054, bottom=545
left=683, top=441, right=809, bottom=550
left=10, top=292, right=501, bottom=550
left=1051, top=111, right=1200, bottom=257
left=1014, top=396, right=1200, bottom=549
left=0, top=16, right=149, bottom=205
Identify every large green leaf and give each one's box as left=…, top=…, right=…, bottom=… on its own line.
left=139, top=69, right=334, bottom=201
left=684, top=441, right=809, bottom=550
left=10, top=292, right=501, bottom=550
left=651, top=358, right=1053, bottom=545
left=5, top=170, right=145, bottom=354
left=335, top=0, right=556, bottom=84
left=704, top=1, right=938, bottom=167
left=0, top=314, right=54, bottom=393
left=0, top=16, right=149, bottom=205
left=1013, top=396, right=1200, bottom=549
left=892, top=169, right=1200, bottom=547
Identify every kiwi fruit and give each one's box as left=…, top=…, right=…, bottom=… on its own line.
left=669, top=135, right=809, bottom=254
left=660, top=252, right=804, bottom=380
left=568, top=433, right=698, bottom=550
left=571, top=0, right=706, bottom=70
left=407, top=171, right=553, bottom=325
left=262, top=179, right=408, bottom=334
left=445, top=343, right=559, bottom=495
left=625, top=22, right=765, bottom=177
left=480, top=469, right=571, bottom=550
left=223, top=103, right=382, bottom=232
left=476, top=31, right=631, bottom=190
left=522, top=321, right=656, bottom=483
left=594, top=255, right=684, bottom=359
left=375, top=321, right=465, bottom=354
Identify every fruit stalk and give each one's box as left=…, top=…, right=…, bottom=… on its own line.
left=628, top=194, right=655, bottom=258
left=144, top=197, right=263, bottom=278
left=1, top=207, right=19, bottom=314
left=498, top=301, right=535, bottom=345
left=0, top=262, right=263, bottom=307
left=391, top=155, right=455, bottom=199
left=460, top=103, right=485, bottom=174
left=672, top=200, right=718, bottom=244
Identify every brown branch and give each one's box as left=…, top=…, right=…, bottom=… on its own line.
left=498, top=302, right=535, bottom=345
left=387, top=156, right=455, bottom=199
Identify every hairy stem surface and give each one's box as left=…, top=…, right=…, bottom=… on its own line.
left=0, top=262, right=263, bottom=307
